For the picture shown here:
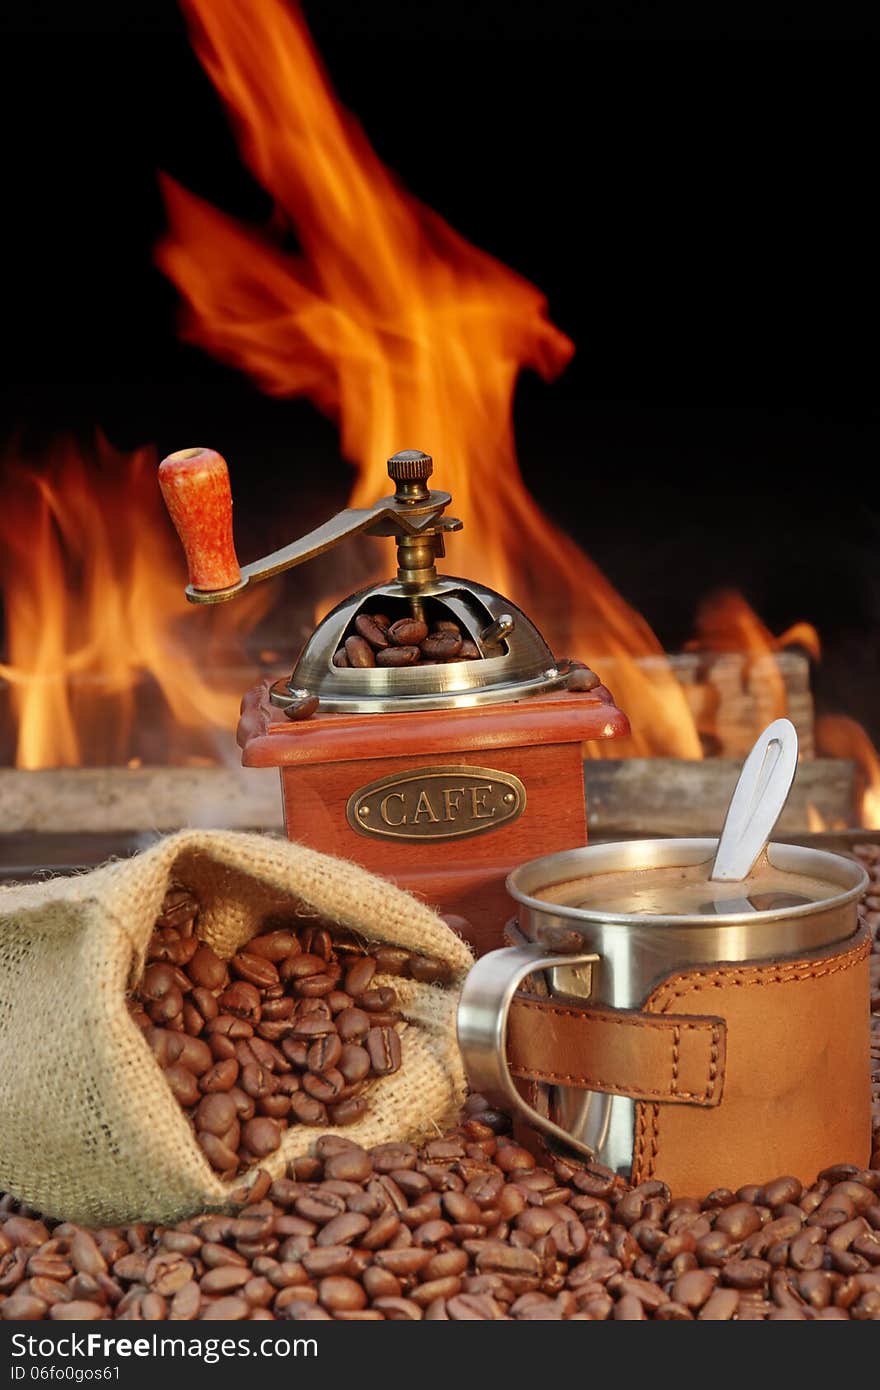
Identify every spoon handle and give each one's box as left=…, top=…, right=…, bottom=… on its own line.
left=710, top=718, right=799, bottom=882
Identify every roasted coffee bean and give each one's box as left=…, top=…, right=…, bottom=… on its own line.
left=49, top=1301, right=106, bottom=1321
left=323, top=1146, right=373, bottom=1184
left=200, top=1059, right=239, bottom=1093
left=164, top=1064, right=201, bottom=1108
left=567, top=665, right=601, bottom=692
left=319, top=1276, right=367, bottom=1312
left=421, top=631, right=462, bottom=659
left=290, top=1093, right=328, bottom=1125
left=317, top=1213, right=370, bottom=1248
left=195, top=1093, right=238, bottom=1138
left=408, top=955, right=449, bottom=985
left=307, top=1033, right=343, bottom=1073
left=147, top=987, right=184, bottom=1023
left=344, top=635, right=376, bottom=668
left=332, top=648, right=349, bottom=668
left=280, top=952, right=326, bottom=982
left=296, top=997, right=333, bottom=1020
left=721, top=1258, right=772, bottom=1290
left=283, top=695, right=320, bottom=722
left=250, top=1037, right=285, bottom=1071
left=289, top=1016, right=336, bottom=1042
left=157, top=885, right=199, bottom=932
left=294, top=972, right=337, bottom=999
left=360, top=987, right=397, bottom=1013
left=228, top=1086, right=256, bottom=1122
left=373, top=947, right=411, bottom=976
left=141, top=963, right=183, bottom=1001
left=336, top=1007, right=370, bottom=1042
left=207, top=1014, right=253, bottom=1040
left=354, top=615, right=390, bottom=649
left=376, top=645, right=420, bottom=667
left=339, top=1043, right=371, bottom=1083
left=242, top=1118, right=282, bottom=1158
left=388, top=618, right=428, bottom=646
left=715, top=1202, right=763, bottom=1241
left=344, top=956, right=376, bottom=997
left=187, top=945, right=227, bottom=991
left=218, top=982, right=262, bottom=1023
left=366, top=1026, right=402, bottom=1075
left=232, top=952, right=280, bottom=990
left=763, top=1177, right=803, bottom=1208
left=261, top=996, right=295, bottom=1023
left=302, top=1069, right=345, bottom=1103
left=199, top=1133, right=239, bottom=1176
left=330, top=1098, right=369, bottom=1126
left=240, top=1064, right=276, bottom=1100
left=250, top=929, right=300, bottom=961
left=169, top=1034, right=212, bottom=1075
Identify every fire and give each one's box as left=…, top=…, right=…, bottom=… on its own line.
left=0, top=436, right=270, bottom=768
left=156, top=0, right=700, bottom=759
left=152, top=0, right=880, bottom=817
left=815, top=716, right=880, bottom=830
left=1, top=5, right=875, bottom=797
left=691, top=590, right=821, bottom=663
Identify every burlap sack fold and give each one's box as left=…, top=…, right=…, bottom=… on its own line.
left=0, top=830, right=473, bottom=1227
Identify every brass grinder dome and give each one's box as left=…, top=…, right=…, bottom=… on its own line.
left=268, top=450, right=575, bottom=714
left=272, top=576, right=573, bottom=714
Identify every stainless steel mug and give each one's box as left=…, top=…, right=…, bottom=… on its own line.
left=457, top=838, right=867, bottom=1176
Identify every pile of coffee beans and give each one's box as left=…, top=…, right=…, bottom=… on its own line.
left=333, top=612, right=481, bottom=668
left=1, top=848, right=877, bottom=1322
left=2, top=1101, right=880, bottom=1321
left=128, top=887, right=449, bottom=1179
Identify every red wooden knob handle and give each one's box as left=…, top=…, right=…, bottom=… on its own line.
left=158, top=447, right=242, bottom=592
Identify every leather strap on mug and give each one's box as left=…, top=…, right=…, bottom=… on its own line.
left=506, top=993, right=726, bottom=1107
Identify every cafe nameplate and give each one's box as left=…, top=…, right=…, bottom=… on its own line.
left=347, top=765, right=527, bottom=842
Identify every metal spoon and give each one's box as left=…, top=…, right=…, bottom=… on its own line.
left=700, top=717, right=799, bottom=913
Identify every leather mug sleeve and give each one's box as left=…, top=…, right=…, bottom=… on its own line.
left=629, top=922, right=872, bottom=1192
left=506, top=994, right=726, bottom=1107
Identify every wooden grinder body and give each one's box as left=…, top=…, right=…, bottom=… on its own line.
left=240, top=688, right=629, bottom=955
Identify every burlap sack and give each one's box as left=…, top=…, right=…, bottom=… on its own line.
left=0, top=830, right=473, bottom=1227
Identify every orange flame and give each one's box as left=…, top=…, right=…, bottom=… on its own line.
left=156, top=0, right=701, bottom=758
left=0, top=436, right=270, bottom=768
left=816, top=715, right=880, bottom=830
left=692, top=590, right=821, bottom=663
left=2, top=0, right=866, bottom=808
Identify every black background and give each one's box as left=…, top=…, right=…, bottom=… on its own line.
left=0, top=1, right=877, bottom=733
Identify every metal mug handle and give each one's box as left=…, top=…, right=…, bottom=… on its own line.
left=456, top=944, right=601, bottom=1159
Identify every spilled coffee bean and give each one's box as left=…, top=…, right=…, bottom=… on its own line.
left=3, top=1102, right=880, bottom=1321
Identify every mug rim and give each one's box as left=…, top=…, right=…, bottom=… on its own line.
left=506, top=837, right=869, bottom=930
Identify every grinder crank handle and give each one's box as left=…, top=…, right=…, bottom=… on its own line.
left=158, top=446, right=460, bottom=605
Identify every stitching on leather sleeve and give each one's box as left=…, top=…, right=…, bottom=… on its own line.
left=514, top=996, right=717, bottom=1036
left=671, top=1025, right=681, bottom=1097
left=509, top=1062, right=712, bottom=1102
left=648, top=933, right=870, bottom=1015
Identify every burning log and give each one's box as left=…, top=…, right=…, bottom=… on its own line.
left=583, top=757, right=856, bottom=839
left=599, top=650, right=815, bottom=759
